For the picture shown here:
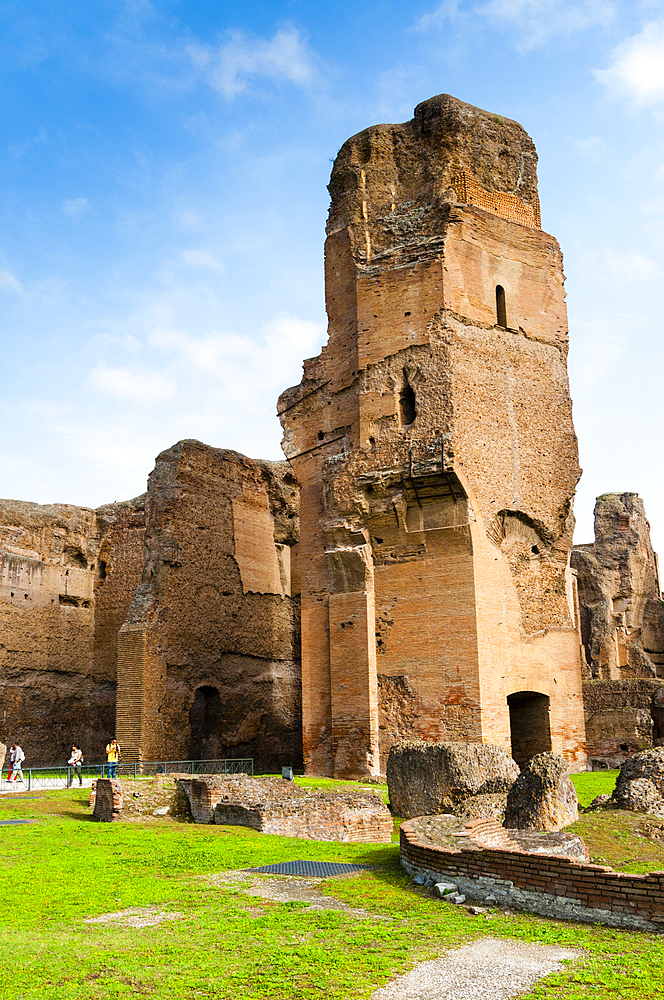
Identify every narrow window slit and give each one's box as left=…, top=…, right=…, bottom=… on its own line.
left=496, top=285, right=507, bottom=328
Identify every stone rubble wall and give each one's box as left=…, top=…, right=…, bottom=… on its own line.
left=573, top=494, right=664, bottom=765
left=581, top=678, right=663, bottom=767
left=387, top=740, right=519, bottom=819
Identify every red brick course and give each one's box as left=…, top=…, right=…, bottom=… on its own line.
left=401, top=819, right=664, bottom=931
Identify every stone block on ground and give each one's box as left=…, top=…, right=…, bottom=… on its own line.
left=387, top=741, right=519, bottom=819
left=612, top=747, right=664, bottom=814
left=92, top=778, right=123, bottom=822
left=177, top=773, right=393, bottom=842
left=503, top=752, right=578, bottom=831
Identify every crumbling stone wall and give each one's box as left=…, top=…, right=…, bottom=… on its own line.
left=572, top=494, right=664, bottom=764
left=279, top=93, right=586, bottom=778
left=0, top=497, right=144, bottom=762
left=115, top=440, right=302, bottom=773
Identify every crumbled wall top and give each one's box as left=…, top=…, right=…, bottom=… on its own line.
left=328, top=93, right=541, bottom=258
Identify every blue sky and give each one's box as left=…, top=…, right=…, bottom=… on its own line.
left=1, top=0, right=663, bottom=552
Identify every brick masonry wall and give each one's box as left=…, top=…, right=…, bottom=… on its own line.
left=400, top=819, right=664, bottom=932
left=178, top=774, right=392, bottom=843
left=0, top=498, right=144, bottom=762
left=451, top=170, right=541, bottom=229
left=115, top=441, right=302, bottom=772
left=92, top=778, right=123, bottom=822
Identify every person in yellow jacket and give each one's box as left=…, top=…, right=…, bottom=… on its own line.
left=105, top=739, right=120, bottom=778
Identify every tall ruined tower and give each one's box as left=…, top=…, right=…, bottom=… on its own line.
left=279, top=94, right=587, bottom=778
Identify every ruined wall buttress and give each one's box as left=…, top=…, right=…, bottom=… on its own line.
left=115, top=441, right=302, bottom=773
left=572, top=493, right=664, bottom=765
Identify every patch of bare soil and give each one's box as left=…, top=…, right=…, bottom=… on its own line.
left=83, top=906, right=184, bottom=928
left=205, top=870, right=387, bottom=918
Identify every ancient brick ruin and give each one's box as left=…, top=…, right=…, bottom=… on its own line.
left=573, top=493, right=664, bottom=765
left=0, top=497, right=144, bottom=762
left=0, top=445, right=302, bottom=770
left=1, top=94, right=661, bottom=777
left=278, top=93, right=586, bottom=778
left=114, top=441, right=302, bottom=772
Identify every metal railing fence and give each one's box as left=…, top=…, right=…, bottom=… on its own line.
left=0, top=757, right=253, bottom=791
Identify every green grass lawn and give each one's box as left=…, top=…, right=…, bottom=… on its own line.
left=1, top=780, right=664, bottom=999
left=569, top=770, right=619, bottom=808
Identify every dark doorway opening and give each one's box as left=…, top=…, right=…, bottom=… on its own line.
left=496, top=285, right=507, bottom=328
left=189, top=685, right=221, bottom=760
left=507, top=691, right=551, bottom=767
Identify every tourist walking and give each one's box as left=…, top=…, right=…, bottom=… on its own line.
left=68, top=745, right=83, bottom=787
left=10, top=744, right=25, bottom=783
left=105, top=739, right=120, bottom=778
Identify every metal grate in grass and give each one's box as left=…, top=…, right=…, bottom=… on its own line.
left=0, top=820, right=30, bottom=826
left=247, top=860, right=376, bottom=877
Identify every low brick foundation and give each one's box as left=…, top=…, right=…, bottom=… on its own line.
left=92, top=778, right=123, bottom=822
left=178, top=774, right=392, bottom=842
left=401, top=818, right=664, bottom=932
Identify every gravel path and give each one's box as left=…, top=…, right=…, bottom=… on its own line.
left=369, top=937, right=580, bottom=1000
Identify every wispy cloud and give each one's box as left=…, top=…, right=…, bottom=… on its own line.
left=415, top=0, right=615, bottom=50
left=594, top=20, right=664, bottom=104
left=180, top=248, right=224, bottom=271
left=89, top=365, right=176, bottom=402
left=188, top=26, right=320, bottom=99
left=62, top=197, right=91, bottom=219
left=576, top=248, right=660, bottom=285
left=148, top=315, right=325, bottom=398
left=478, top=0, right=615, bottom=50
left=0, top=270, right=23, bottom=294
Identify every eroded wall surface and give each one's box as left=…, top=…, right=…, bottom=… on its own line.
left=572, top=493, right=664, bottom=763
left=115, top=440, right=302, bottom=773
left=0, top=497, right=144, bottom=762
left=279, top=93, right=587, bottom=778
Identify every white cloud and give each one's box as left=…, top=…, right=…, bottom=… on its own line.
left=413, top=0, right=463, bottom=32
left=62, top=197, right=91, bottom=219
left=148, top=315, right=325, bottom=390
left=478, top=0, right=615, bottom=50
left=606, top=251, right=660, bottom=283
left=0, top=269, right=22, bottom=294
left=189, top=27, right=319, bottom=99
left=595, top=21, right=664, bottom=104
left=173, top=210, right=202, bottom=230
left=89, top=365, right=176, bottom=402
left=578, top=136, right=604, bottom=160
left=575, top=248, right=660, bottom=285
left=180, top=248, right=225, bottom=271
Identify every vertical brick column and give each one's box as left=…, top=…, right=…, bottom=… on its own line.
left=326, top=531, right=379, bottom=778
